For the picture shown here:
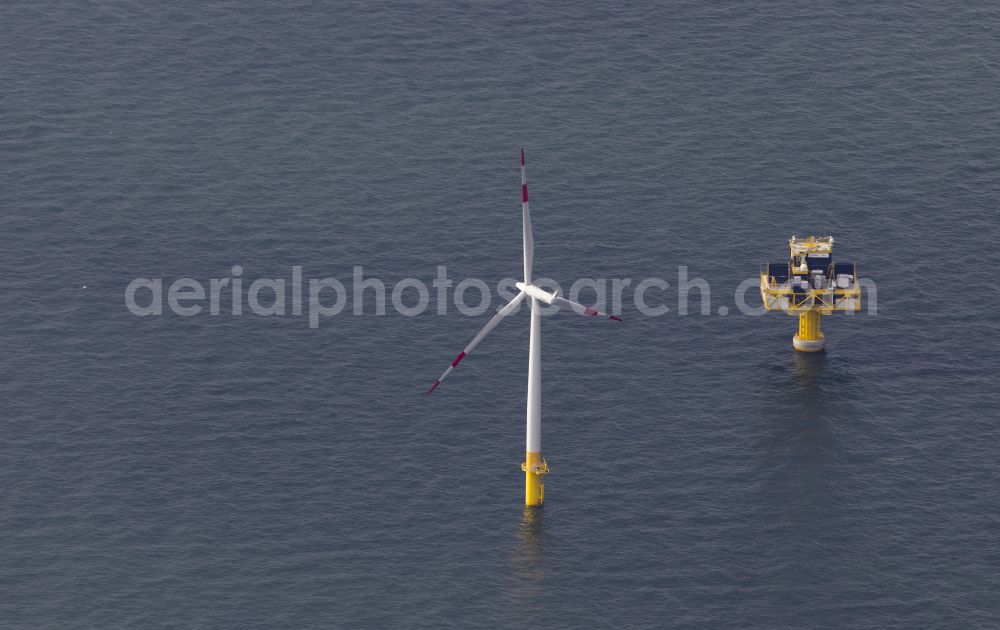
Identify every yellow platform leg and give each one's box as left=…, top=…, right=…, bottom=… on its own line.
left=522, top=452, right=548, bottom=506
left=793, top=309, right=825, bottom=352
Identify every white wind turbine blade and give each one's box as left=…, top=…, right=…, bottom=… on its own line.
left=521, top=148, right=534, bottom=283
left=427, top=291, right=527, bottom=394
left=551, top=296, right=623, bottom=322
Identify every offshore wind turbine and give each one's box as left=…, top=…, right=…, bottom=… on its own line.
left=428, top=150, right=621, bottom=507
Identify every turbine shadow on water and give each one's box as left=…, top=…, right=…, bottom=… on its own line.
left=497, top=507, right=548, bottom=617
left=514, top=506, right=545, bottom=575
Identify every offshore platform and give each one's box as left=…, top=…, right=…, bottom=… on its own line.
left=759, top=236, right=862, bottom=352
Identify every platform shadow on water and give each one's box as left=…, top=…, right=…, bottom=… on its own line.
left=753, top=351, right=845, bottom=501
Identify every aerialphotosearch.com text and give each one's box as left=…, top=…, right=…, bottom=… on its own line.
left=124, top=265, right=876, bottom=327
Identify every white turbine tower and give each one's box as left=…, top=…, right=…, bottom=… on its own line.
left=428, top=149, right=621, bottom=506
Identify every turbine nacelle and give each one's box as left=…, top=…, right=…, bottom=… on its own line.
left=515, top=282, right=558, bottom=305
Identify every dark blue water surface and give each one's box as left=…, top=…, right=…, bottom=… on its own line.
left=3, top=1, right=1000, bottom=628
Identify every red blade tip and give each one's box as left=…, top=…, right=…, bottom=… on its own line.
left=427, top=380, right=441, bottom=395
left=520, top=148, right=525, bottom=166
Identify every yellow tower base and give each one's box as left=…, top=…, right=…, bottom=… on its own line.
left=793, top=310, right=825, bottom=352
left=522, top=452, right=549, bottom=506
